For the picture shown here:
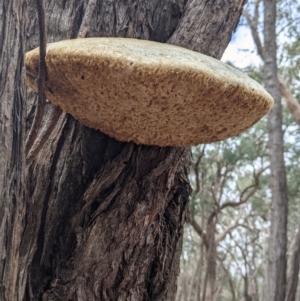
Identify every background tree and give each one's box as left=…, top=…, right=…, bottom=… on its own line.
left=244, top=1, right=300, bottom=300
left=263, top=1, right=288, bottom=300
left=176, top=126, right=270, bottom=301
left=176, top=1, right=300, bottom=300
left=0, top=0, right=246, bottom=300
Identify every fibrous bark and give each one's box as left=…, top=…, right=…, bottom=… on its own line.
left=0, top=0, right=27, bottom=300
left=1, top=0, right=246, bottom=300
left=169, top=0, right=247, bottom=59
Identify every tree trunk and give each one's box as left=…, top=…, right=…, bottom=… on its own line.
left=188, top=251, right=202, bottom=301
left=285, top=221, right=300, bottom=301
left=202, top=218, right=217, bottom=301
left=1, top=0, right=246, bottom=300
left=264, top=1, right=288, bottom=301
left=0, top=0, right=27, bottom=300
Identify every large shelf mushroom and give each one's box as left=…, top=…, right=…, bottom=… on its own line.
left=25, top=38, right=273, bottom=146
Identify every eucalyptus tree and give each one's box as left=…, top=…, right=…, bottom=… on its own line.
left=243, top=1, right=300, bottom=300
left=0, top=1, right=247, bottom=300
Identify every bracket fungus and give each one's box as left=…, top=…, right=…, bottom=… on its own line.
left=25, top=38, right=273, bottom=146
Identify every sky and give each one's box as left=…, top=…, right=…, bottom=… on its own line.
left=222, top=24, right=262, bottom=68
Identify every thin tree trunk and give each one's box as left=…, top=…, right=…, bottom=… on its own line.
left=228, top=274, right=237, bottom=301
left=188, top=252, right=202, bottom=301
left=1, top=0, right=246, bottom=300
left=197, top=212, right=206, bottom=301
left=203, top=219, right=217, bottom=301
left=285, top=222, right=300, bottom=301
left=264, top=0, right=288, bottom=301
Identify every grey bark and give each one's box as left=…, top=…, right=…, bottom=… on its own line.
left=168, top=0, right=247, bottom=59
left=0, top=0, right=27, bottom=300
left=264, top=1, right=288, bottom=301
left=1, top=0, right=246, bottom=300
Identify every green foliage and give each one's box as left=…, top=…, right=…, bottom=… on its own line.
left=183, top=80, right=300, bottom=300
left=178, top=2, right=300, bottom=300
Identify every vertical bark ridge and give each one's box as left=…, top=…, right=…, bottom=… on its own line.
left=0, top=0, right=27, bottom=300
left=168, top=0, right=247, bottom=59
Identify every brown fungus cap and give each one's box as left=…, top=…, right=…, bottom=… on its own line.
left=25, top=38, right=273, bottom=146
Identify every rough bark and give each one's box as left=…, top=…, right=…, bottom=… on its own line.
left=0, top=0, right=27, bottom=300
left=1, top=0, right=246, bottom=300
left=168, top=0, right=247, bottom=59
left=264, top=1, right=288, bottom=301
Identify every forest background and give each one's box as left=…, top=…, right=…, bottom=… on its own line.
left=176, top=1, right=300, bottom=301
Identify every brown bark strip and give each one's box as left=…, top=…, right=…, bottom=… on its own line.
left=78, top=0, right=98, bottom=38
left=0, top=0, right=27, bottom=300
left=25, top=0, right=47, bottom=158
left=35, top=0, right=47, bottom=101
left=26, top=107, right=65, bottom=164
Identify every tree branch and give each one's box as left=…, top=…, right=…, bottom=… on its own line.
left=254, top=0, right=262, bottom=25
left=215, top=217, right=242, bottom=244
left=219, top=166, right=268, bottom=211
left=192, top=146, right=205, bottom=194
left=190, top=219, right=209, bottom=249
left=218, top=164, right=235, bottom=204
left=242, top=8, right=265, bottom=60
left=278, top=76, right=300, bottom=127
